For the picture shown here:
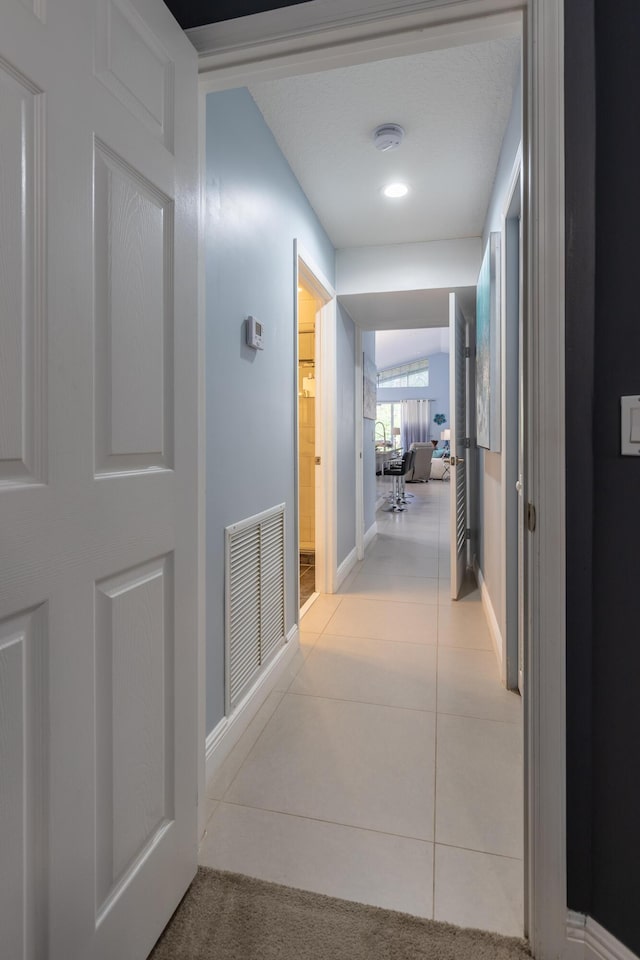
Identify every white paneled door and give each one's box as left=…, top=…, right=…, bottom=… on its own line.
left=449, top=292, right=467, bottom=599
left=0, top=1, right=198, bottom=958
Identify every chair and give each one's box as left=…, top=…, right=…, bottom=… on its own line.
left=430, top=455, right=451, bottom=480
left=406, top=442, right=434, bottom=482
left=383, top=450, right=415, bottom=511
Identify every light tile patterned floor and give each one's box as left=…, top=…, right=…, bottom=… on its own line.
left=200, top=481, right=524, bottom=936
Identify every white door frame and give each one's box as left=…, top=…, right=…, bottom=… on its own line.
left=295, top=245, right=338, bottom=598
left=500, top=146, right=524, bottom=690
left=355, top=325, right=365, bottom=560
left=196, top=3, right=566, bottom=957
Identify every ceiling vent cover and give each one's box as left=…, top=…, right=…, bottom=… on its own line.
left=372, top=123, right=405, bottom=152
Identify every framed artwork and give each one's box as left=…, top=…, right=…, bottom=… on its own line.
left=476, top=232, right=501, bottom=451
left=363, top=354, right=377, bottom=420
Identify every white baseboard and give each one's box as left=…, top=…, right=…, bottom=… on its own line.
left=205, top=624, right=299, bottom=786
left=300, top=592, right=319, bottom=618
left=375, top=495, right=387, bottom=512
left=336, top=545, right=358, bottom=590
left=567, top=913, right=639, bottom=960
left=473, top=559, right=504, bottom=677
left=363, top=521, right=377, bottom=551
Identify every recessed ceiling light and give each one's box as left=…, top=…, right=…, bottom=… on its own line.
left=382, top=182, right=409, bottom=199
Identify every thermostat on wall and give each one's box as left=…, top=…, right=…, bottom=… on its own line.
left=246, top=315, right=264, bottom=350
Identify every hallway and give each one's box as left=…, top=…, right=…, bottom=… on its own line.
left=200, top=481, right=523, bottom=937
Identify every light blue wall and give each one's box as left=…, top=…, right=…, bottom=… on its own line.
left=337, top=303, right=356, bottom=565
left=362, top=331, right=377, bottom=532
left=205, top=88, right=335, bottom=733
left=377, top=351, right=450, bottom=440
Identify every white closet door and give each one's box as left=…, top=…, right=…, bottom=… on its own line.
left=0, top=1, right=199, bottom=957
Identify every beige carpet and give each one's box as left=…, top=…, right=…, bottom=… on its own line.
left=150, top=868, right=530, bottom=960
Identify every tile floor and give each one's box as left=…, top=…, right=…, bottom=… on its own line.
left=200, top=480, right=524, bottom=937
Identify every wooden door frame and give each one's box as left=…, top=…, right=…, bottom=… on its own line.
left=196, top=3, right=567, bottom=956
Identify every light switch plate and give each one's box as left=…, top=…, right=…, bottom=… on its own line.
left=621, top=396, right=640, bottom=455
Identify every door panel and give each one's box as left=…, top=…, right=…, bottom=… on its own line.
left=93, top=141, right=174, bottom=473
left=0, top=604, right=48, bottom=960
left=449, top=292, right=467, bottom=598
left=0, top=1, right=198, bottom=957
left=0, top=60, right=46, bottom=485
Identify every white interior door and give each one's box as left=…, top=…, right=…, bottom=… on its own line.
left=0, top=2, right=198, bottom=958
left=449, top=292, right=467, bottom=598
left=516, top=209, right=526, bottom=696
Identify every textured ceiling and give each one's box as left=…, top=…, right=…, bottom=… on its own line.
left=376, top=327, right=449, bottom=370
left=248, top=37, right=520, bottom=248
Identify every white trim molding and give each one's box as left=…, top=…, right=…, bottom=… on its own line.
left=525, top=1, right=566, bottom=957
left=567, top=914, right=640, bottom=960
left=195, top=0, right=522, bottom=86
left=336, top=546, right=358, bottom=590
left=363, top=520, right=378, bottom=551
left=355, top=324, right=365, bottom=560
left=474, top=560, right=504, bottom=677
left=297, top=244, right=338, bottom=596
left=205, top=625, right=300, bottom=787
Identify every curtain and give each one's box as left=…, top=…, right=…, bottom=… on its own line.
left=401, top=399, right=430, bottom=449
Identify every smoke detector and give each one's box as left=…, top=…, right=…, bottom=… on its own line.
left=372, top=123, right=405, bottom=152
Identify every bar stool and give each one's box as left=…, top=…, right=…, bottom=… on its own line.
left=383, top=450, right=415, bottom=511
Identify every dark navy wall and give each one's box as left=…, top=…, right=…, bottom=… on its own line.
left=589, top=1, right=640, bottom=951
left=566, top=1, right=640, bottom=954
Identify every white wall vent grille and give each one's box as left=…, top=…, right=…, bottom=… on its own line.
left=225, top=503, right=286, bottom=712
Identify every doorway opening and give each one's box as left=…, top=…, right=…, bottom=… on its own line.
left=295, top=252, right=336, bottom=609
left=197, top=3, right=567, bottom=956
left=297, top=278, right=319, bottom=608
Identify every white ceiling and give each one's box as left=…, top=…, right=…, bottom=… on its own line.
left=338, top=286, right=476, bottom=330
left=376, top=327, right=449, bottom=370
left=248, top=36, right=521, bottom=249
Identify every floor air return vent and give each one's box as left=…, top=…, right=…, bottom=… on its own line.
left=225, top=503, right=286, bottom=713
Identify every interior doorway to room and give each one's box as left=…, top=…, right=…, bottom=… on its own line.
left=295, top=254, right=335, bottom=610
left=195, top=0, right=564, bottom=952
left=297, top=278, right=319, bottom=608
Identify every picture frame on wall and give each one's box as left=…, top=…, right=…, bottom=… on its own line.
left=476, top=231, right=501, bottom=451
left=363, top=353, right=377, bottom=420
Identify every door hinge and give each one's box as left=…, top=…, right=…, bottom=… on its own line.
left=527, top=502, right=537, bottom=533
left=464, top=437, right=471, bottom=449
left=315, top=456, right=321, bottom=465
left=465, top=528, right=471, bottom=540
left=464, top=346, right=471, bottom=359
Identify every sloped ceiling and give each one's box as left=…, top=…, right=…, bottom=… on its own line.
left=376, top=327, right=450, bottom=370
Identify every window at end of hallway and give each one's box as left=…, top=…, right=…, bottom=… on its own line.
left=377, top=358, right=429, bottom=388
